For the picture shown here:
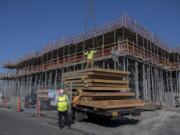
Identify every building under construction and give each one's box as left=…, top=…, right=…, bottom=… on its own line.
left=0, top=15, right=180, bottom=108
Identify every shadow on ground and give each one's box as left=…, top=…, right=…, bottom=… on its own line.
left=83, top=117, right=139, bottom=128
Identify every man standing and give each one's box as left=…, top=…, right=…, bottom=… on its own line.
left=84, top=48, right=97, bottom=68
left=57, top=89, right=69, bottom=129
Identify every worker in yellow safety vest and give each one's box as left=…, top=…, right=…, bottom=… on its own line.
left=84, top=48, right=97, bottom=68
left=57, top=89, right=69, bottom=129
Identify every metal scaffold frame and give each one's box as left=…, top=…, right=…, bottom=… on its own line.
left=2, top=15, right=179, bottom=68
left=0, top=14, right=180, bottom=108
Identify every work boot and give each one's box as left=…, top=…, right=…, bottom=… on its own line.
left=59, top=122, right=63, bottom=129
left=67, top=122, right=71, bottom=128
left=60, top=126, right=63, bottom=130
left=60, top=125, right=63, bottom=130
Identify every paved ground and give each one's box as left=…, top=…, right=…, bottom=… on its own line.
left=0, top=110, right=83, bottom=135
left=1, top=107, right=180, bottom=135
left=74, top=110, right=180, bottom=135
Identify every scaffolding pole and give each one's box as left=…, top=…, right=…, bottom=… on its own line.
left=135, top=61, right=139, bottom=99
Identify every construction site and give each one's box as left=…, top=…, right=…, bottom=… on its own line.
left=0, top=14, right=180, bottom=109
left=1, top=0, right=180, bottom=133
left=0, top=10, right=180, bottom=134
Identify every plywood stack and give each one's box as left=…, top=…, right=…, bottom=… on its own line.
left=62, top=68, right=144, bottom=109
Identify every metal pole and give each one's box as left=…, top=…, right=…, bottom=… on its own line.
left=135, top=61, right=139, bottom=99
left=68, top=82, right=72, bottom=127
left=142, top=64, right=146, bottom=101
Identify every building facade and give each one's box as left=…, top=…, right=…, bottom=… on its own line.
left=0, top=15, right=180, bottom=108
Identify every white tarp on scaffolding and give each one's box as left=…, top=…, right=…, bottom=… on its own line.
left=48, top=90, right=60, bottom=106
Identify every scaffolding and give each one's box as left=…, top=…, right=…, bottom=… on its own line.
left=0, top=15, right=180, bottom=108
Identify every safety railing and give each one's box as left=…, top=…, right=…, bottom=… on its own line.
left=15, top=40, right=180, bottom=76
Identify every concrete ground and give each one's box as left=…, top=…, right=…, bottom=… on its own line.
left=0, top=110, right=82, bottom=135
left=1, top=107, right=180, bottom=135
left=73, top=110, right=180, bottom=135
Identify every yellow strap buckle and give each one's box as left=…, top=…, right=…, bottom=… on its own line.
left=112, top=111, right=118, bottom=117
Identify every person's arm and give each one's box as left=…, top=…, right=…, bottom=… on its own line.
left=84, top=51, right=88, bottom=56
left=92, top=50, right=97, bottom=54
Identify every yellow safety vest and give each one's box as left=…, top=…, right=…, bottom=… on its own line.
left=57, top=94, right=68, bottom=112
left=84, top=50, right=97, bottom=60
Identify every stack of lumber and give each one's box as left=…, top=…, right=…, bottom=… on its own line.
left=62, top=68, right=144, bottom=109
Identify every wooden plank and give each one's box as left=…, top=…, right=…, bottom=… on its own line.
left=85, top=68, right=130, bottom=74
left=62, top=68, right=130, bottom=79
left=64, top=82, right=128, bottom=89
left=62, top=68, right=130, bottom=76
left=62, top=68, right=144, bottom=110
left=64, top=83, right=84, bottom=88
left=84, top=79, right=128, bottom=84
left=81, top=92, right=135, bottom=97
left=75, top=99, right=144, bottom=109
left=62, top=75, right=88, bottom=81
left=83, top=87, right=130, bottom=91
left=86, top=83, right=128, bottom=88
left=61, top=70, right=85, bottom=77
left=64, top=80, right=83, bottom=84
left=86, top=72, right=127, bottom=78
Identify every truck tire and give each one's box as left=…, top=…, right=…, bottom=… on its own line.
left=74, top=111, right=84, bottom=122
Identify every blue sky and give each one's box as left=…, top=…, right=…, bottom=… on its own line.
left=0, top=0, right=180, bottom=72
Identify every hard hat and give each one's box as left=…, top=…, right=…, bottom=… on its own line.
left=59, top=89, right=64, bottom=95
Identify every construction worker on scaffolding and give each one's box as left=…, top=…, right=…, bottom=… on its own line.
left=57, top=89, right=70, bottom=129
left=84, top=47, right=97, bottom=68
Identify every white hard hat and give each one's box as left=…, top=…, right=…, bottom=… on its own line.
left=59, top=89, right=64, bottom=95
